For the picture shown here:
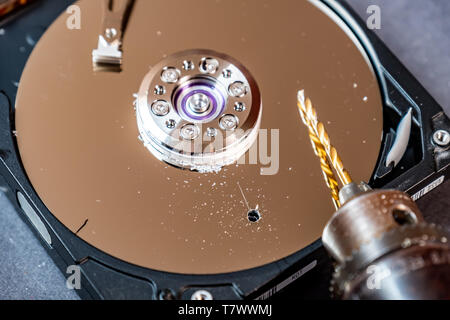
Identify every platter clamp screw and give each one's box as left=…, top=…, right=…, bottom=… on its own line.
left=161, top=67, right=181, bottom=83
left=181, top=124, right=200, bottom=140
left=191, top=290, right=213, bottom=300
left=199, top=57, right=220, bottom=74
left=433, top=130, right=450, bottom=147
left=229, top=81, right=248, bottom=98
left=219, top=114, right=239, bottom=131
left=151, top=100, right=171, bottom=116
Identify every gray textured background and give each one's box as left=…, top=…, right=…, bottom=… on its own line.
left=0, top=0, right=449, bottom=300
left=348, top=0, right=450, bottom=117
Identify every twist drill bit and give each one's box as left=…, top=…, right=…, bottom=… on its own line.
left=297, top=93, right=341, bottom=208
left=297, top=90, right=353, bottom=186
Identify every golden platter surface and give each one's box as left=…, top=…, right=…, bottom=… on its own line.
left=16, top=0, right=383, bottom=274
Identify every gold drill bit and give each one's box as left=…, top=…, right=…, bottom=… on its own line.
left=297, top=90, right=353, bottom=187
left=297, top=92, right=341, bottom=209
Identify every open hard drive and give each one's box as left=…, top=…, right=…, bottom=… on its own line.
left=0, top=0, right=449, bottom=300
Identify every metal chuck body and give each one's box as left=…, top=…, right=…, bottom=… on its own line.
left=322, top=185, right=450, bottom=300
